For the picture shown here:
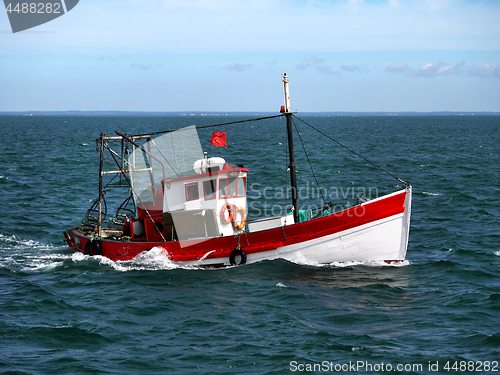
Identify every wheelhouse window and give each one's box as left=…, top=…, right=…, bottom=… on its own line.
left=219, top=178, right=245, bottom=199
left=228, top=178, right=237, bottom=197
left=203, top=180, right=216, bottom=200
left=237, top=177, right=246, bottom=197
left=219, top=179, right=228, bottom=198
left=185, top=182, right=199, bottom=201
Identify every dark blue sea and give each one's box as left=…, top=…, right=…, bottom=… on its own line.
left=0, top=115, right=499, bottom=374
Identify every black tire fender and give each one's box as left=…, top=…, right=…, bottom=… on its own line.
left=84, top=240, right=91, bottom=255
left=91, top=240, right=103, bottom=256
left=84, top=240, right=103, bottom=256
left=229, top=248, right=247, bottom=266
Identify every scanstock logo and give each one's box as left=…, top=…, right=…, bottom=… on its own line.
left=4, top=0, right=79, bottom=33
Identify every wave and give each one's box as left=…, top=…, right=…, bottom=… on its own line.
left=0, top=234, right=74, bottom=273
left=67, top=247, right=191, bottom=272
left=1, top=230, right=412, bottom=273
left=422, top=191, right=442, bottom=196
left=47, top=246, right=417, bottom=273
left=327, top=259, right=410, bottom=268
left=0, top=233, right=52, bottom=249
left=286, top=253, right=410, bottom=268
left=0, top=231, right=191, bottom=273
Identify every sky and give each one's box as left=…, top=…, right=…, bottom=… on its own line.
left=1, top=0, right=499, bottom=112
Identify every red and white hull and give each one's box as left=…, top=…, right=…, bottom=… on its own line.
left=66, top=187, right=412, bottom=267
left=249, top=200, right=411, bottom=265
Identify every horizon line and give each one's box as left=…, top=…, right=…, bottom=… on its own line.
left=1, top=110, right=499, bottom=116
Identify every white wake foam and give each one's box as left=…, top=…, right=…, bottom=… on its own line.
left=284, top=251, right=410, bottom=268
left=70, top=247, right=188, bottom=272
left=324, top=259, right=411, bottom=268
left=0, top=234, right=69, bottom=273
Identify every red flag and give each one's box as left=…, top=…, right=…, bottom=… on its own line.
left=210, top=131, right=227, bottom=147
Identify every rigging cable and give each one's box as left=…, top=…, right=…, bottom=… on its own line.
left=133, top=114, right=285, bottom=137
left=292, top=114, right=410, bottom=187
left=103, top=141, right=168, bottom=244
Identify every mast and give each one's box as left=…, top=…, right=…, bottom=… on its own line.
left=283, top=74, right=300, bottom=224
left=97, top=132, right=105, bottom=238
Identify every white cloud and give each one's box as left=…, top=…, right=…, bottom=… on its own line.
left=385, top=62, right=412, bottom=76
left=130, top=63, right=163, bottom=71
left=131, top=63, right=152, bottom=71
left=340, top=64, right=369, bottom=73
left=386, top=61, right=466, bottom=77
left=224, top=63, right=253, bottom=72
left=415, top=62, right=465, bottom=77
left=296, top=58, right=370, bottom=75
left=296, top=56, right=325, bottom=70
left=296, top=57, right=336, bottom=74
left=422, top=0, right=453, bottom=12
left=386, top=61, right=500, bottom=79
left=347, top=0, right=364, bottom=12
left=467, top=63, right=500, bottom=79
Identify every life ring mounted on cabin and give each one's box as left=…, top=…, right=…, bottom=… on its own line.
left=220, top=203, right=234, bottom=224
left=220, top=204, right=247, bottom=230
left=232, top=206, right=247, bottom=231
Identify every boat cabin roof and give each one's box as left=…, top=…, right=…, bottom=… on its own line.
left=162, top=162, right=248, bottom=185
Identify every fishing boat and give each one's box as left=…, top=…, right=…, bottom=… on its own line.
left=64, top=74, right=412, bottom=267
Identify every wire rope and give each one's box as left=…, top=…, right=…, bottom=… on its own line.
left=292, top=114, right=410, bottom=187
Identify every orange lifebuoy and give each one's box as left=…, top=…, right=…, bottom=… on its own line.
left=232, top=206, right=247, bottom=230
left=220, top=203, right=233, bottom=224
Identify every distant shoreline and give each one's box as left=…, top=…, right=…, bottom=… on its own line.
left=0, top=111, right=499, bottom=116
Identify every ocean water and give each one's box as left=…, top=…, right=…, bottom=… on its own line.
left=0, top=115, right=499, bottom=374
